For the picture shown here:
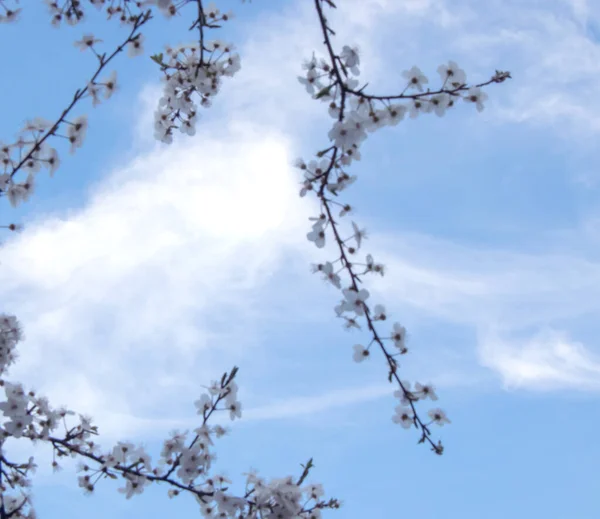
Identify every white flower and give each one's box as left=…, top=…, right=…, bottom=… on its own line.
left=429, top=93, right=450, bottom=117
left=21, top=118, right=51, bottom=133
left=118, top=475, right=150, bottom=499
left=341, top=287, right=370, bottom=316
left=4, top=414, right=33, bottom=438
left=464, top=87, right=488, bottom=112
left=45, top=147, right=60, bottom=177
left=6, top=183, right=26, bottom=208
left=298, top=68, right=320, bottom=95
left=437, top=60, right=466, bottom=87
left=113, top=441, right=136, bottom=464
left=341, top=146, right=361, bottom=166
left=103, top=70, right=118, bottom=99
left=328, top=121, right=357, bottom=150
left=415, top=383, right=438, bottom=401
left=87, top=82, right=102, bottom=107
left=394, top=386, right=415, bottom=406
left=213, top=424, right=228, bottom=438
left=180, top=117, right=197, bottom=136
left=194, top=394, right=212, bottom=415
left=22, top=154, right=41, bottom=174
left=78, top=474, right=93, bottom=492
left=340, top=45, right=360, bottom=75
left=223, top=53, right=242, bottom=77
left=307, top=224, right=326, bottom=248
left=156, top=0, right=174, bottom=17
left=321, top=262, right=341, bottom=289
left=204, top=2, right=220, bottom=18
left=127, top=33, right=145, bottom=58
left=392, top=406, right=414, bottom=429
left=344, top=316, right=361, bottom=330
left=352, top=344, right=369, bottom=362
left=308, top=158, right=330, bottom=177
left=409, top=98, right=431, bottom=119
left=301, top=55, right=318, bottom=73
left=402, top=66, right=428, bottom=92
left=0, top=8, right=22, bottom=24
left=305, top=483, right=324, bottom=499
left=372, top=304, right=386, bottom=321
left=391, top=323, right=407, bottom=353
left=0, top=397, right=27, bottom=417
left=365, top=254, right=385, bottom=276
left=351, top=221, right=367, bottom=249
left=130, top=447, right=152, bottom=471
left=206, top=380, right=222, bottom=396
left=345, top=112, right=368, bottom=142
left=74, top=34, right=102, bottom=51
left=228, top=400, right=242, bottom=421
left=343, top=77, right=360, bottom=91
left=428, top=408, right=451, bottom=425
left=350, top=95, right=370, bottom=116
left=67, top=115, right=88, bottom=153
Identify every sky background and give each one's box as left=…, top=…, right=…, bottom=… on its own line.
left=1, top=0, right=600, bottom=517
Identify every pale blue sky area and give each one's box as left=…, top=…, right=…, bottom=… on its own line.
left=1, top=1, right=600, bottom=518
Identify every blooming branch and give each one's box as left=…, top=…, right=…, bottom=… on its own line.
left=297, top=0, right=511, bottom=454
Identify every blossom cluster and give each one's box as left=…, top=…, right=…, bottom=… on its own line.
left=0, top=322, right=339, bottom=518
left=0, top=11, right=151, bottom=212
left=293, top=0, right=508, bottom=453
left=0, top=2, right=344, bottom=517
left=45, top=0, right=150, bottom=27
left=152, top=4, right=240, bottom=142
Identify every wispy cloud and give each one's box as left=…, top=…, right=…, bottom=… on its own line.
left=242, top=384, right=393, bottom=422
left=361, top=229, right=600, bottom=390
left=0, top=125, right=317, bottom=437
left=478, top=327, right=600, bottom=390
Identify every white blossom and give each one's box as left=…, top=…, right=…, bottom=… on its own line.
left=464, top=86, right=488, bottom=112
left=402, top=65, right=428, bottom=92
left=437, top=60, right=467, bottom=87
left=352, top=344, right=369, bottom=362
left=392, top=406, right=414, bottom=429
left=74, top=34, right=102, bottom=51
left=428, top=408, right=451, bottom=426
left=127, top=34, right=145, bottom=58
left=415, top=383, right=438, bottom=401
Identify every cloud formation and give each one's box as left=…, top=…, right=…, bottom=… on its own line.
left=364, top=229, right=600, bottom=391
left=0, top=124, right=319, bottom=438
left=478, top=327, right=600, bottom=390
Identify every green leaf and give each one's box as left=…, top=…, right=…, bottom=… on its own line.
left=314, top=85, right=333, bottom=100
left=150, top=53, right=164, bottom=66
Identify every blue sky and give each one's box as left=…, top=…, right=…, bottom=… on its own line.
left=1, top=0, right=600, bottom=517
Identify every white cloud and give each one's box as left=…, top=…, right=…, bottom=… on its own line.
left=437, top=0, right=600, bottom=137
left=360, top=229, right=600, bottom=390
left=0, top=124, right=318, bottom=438
left=478, top=327, right=600, bottom=390
left=370, top=230, right=600, bottom=326
left=242, top=384, right=393, bottom=422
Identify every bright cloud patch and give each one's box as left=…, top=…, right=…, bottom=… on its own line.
left=478, top=328, right=600, bottom=390
left=0, top=123, right=317, bottom=438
